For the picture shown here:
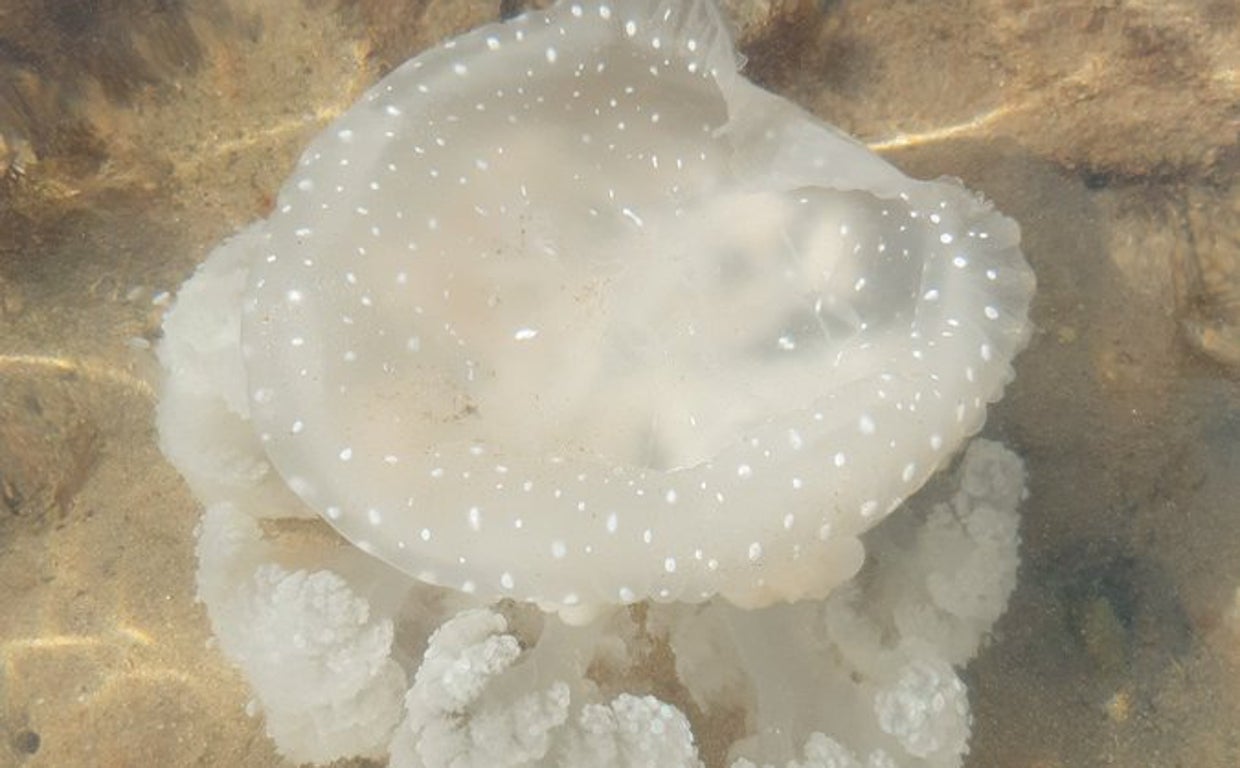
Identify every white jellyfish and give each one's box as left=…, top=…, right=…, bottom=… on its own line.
left=158, top=1, right=1034, bottom=765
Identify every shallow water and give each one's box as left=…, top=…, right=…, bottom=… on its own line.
left=1, top=1, right=1238, bottom=766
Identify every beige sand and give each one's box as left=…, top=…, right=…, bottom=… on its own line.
left=2, top=1, right=1238, bottom=766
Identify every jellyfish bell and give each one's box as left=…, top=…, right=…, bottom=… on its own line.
left=161, top=0, right=1032, bottom=622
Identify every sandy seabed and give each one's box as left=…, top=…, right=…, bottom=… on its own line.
left=2, top=1, right=1239, bottom=766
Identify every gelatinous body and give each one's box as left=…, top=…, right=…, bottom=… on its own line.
left=164, top=0, right=1034, bottom=617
